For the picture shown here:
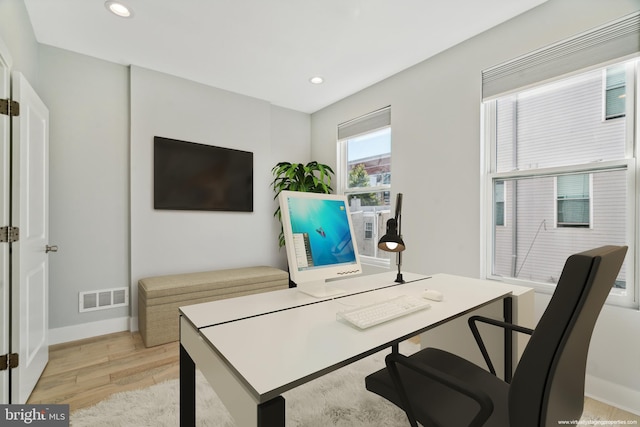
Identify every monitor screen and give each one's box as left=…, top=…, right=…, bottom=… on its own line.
left=278, top=190, right=361, bottom=297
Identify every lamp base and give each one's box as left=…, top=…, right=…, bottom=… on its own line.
left=395, top=272, right=405, bottom=283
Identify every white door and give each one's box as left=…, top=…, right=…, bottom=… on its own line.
left=0, top=38, right=11, bottom=405
left=11, top=71, right=49, bottom=404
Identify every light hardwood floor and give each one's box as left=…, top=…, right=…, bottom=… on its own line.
left=28, top=331, right=179, bottom=412
left=28, top=331, right=640, bottom=424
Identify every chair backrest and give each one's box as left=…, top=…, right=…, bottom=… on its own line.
left=508, top=245, right=627, bottom=427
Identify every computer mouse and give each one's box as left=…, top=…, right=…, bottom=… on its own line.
left=422, top=289, right=443, bottom=301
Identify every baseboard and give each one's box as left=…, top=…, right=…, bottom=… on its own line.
left=130, top=316, right=139, bottom=332
left=586, top=373, right=640, bottom=416
left=48, top=316, right=131, bottom=345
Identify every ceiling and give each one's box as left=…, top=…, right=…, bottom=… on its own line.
left=23, top=0, right=547, bottom=113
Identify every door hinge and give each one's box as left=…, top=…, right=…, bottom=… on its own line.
left=0, top=353, right=19, bottom=371
left=0, top=226, right=19, bottom=242
left=0, top=98, right=19, bottom=117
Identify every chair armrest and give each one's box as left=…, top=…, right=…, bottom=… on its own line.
left=385, top=352, right=494, bottom=427
left=468, top=315, right=534, bottom=376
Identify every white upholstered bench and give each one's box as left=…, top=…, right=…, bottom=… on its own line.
left=138, top=266, right=289, bottom=347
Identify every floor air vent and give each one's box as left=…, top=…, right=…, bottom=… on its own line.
left=79, top=287, right=129, bottom=312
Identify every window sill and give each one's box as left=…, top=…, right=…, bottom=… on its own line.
left=360, top=255, right=391, bottom=269
left=486, top=274, right=638, bottom=309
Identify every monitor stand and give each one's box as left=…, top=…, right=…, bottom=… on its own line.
left=297, top=282, right=345, bottom=298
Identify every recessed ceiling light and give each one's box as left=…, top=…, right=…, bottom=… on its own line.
left=309, top=76, right=324, bottom=85
left=105, top=1, right=133, bottom=18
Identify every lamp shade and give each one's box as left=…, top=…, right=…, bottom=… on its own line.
left=378, top=218, right=405, bottom=252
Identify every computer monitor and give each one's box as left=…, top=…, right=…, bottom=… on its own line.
left=278, top=190, right=362, bottom=297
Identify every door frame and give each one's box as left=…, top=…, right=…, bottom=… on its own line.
left=0, top=35, right=13, bottom=406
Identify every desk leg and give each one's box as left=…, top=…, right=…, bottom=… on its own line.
left=504, top=297, right=513, bottom=384
left=258, top=396, right=285, bottom=427
left=180, top=344, right=196, bottom=427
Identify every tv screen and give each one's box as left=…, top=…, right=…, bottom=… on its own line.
left=154, top=136, right=253, bottom=212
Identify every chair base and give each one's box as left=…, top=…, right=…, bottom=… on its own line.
left=365, top=348, right=509, bottom=427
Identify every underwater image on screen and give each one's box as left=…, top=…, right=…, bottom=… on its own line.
left=287, top=197, right=356, bottom=269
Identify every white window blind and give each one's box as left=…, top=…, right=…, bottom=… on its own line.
left=482, top=12, right=640, bottom=100
left=338, top=106, right=391, bottom=140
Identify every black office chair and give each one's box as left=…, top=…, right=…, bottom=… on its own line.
left=365, top=245, right=627, bottom=427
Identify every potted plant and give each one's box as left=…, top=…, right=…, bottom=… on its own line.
left=271, top=161, right=335, bottom=248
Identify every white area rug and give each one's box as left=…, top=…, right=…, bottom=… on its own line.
left=70, top=343, right=416, bottom=426
left=70, top=340, right=607, bottom=426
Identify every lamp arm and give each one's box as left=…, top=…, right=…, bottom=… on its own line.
left=395, top=213, right=404, bottom=282
left=395, top=193, right=403, bottom=219
left=394, top=194, right=404, bottom=283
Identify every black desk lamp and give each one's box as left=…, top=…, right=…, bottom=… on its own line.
left=378, top=193, right=405, bottom=283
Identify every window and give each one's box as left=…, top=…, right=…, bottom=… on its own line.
left=556, top=174, right=591, bottom=228
left=483, top=59, right=636, bottom=307
left=338, top=107, right=392, bottom=267
left=605, top=64, right=626, bottom=119
left=494, top=181, right=505, bottom=226
left=364, top=222, right=373, bottom=239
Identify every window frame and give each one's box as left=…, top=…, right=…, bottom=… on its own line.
left=338, top=123, right=392, bottom=269
left=364, top=221, right=373, bottom=240
left=604, top=65, right=627, bottom=120
left=481, top=60, right=638, bottom=309
left=494, top=180, right=506, bottom=227
left=554, top=173, right=593, bottom=229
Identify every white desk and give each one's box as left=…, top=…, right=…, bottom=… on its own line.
left=179, top=272, right=530, bottom=426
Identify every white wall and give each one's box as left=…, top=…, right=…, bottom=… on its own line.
left=0, top=0, right=38, bottom=90
left=130, top=66, right=310, bottom=324
left=269, top=105, right=312, bottom=268
left=1, top=2, right=132, bottom=341
left=38, top=46, right=130, bottom=335
left=310, top=0, right=640, bottom=414
left=1, top=0, right=310, bottom=340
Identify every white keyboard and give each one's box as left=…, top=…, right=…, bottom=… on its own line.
left=337, top=295, right=431, bottom=329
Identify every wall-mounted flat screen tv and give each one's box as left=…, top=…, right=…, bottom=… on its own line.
left=154, top=136, right=253, bottom=212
